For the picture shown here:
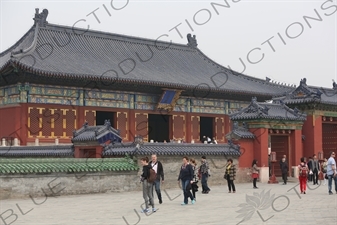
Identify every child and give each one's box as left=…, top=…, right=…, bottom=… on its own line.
left=140, top=157, right=156, bottom=213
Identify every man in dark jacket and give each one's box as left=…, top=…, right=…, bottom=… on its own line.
left=307, top=157, right=313, bottom=182
left=312, top=154, right=320, bottom=185
left=280, top=157, right=288, bottom=184
left=149, top=154, right=164, bottom=204
left=200, top=156, right=210, bottom=194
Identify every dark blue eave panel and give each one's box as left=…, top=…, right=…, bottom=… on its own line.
left=98, top=133, right=122, bottom=144
left=160, top=90, right=176, bottom=104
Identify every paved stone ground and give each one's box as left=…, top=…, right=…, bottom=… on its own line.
left=1, top=180, right=336, bottom=225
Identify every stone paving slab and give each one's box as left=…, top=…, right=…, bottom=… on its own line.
left=0, top=181, right=336, bottom=225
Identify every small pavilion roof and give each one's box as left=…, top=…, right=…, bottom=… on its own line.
left=230, top=97, right=306, bottom=121
left=72, top=120, right=122, bottom=144
left=226, top=122, right=255, bottom=139
left=273, top=78, right=337, bottom=106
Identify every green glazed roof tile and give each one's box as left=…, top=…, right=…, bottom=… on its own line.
left=0, top=157, right=138, bottom=175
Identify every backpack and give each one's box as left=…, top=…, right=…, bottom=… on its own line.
left=300, top=164, right=308, bottom=177
left=147, top=168, right=156, bottom=183
left=147, top=162, right=158, bottom=183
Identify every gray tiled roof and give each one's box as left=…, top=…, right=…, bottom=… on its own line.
left=0, top=145, right=73, bottom=157
left=0, top=12, right=294, bottom=96
left=230, top=97, right=306, bottom=121
left=103, top=142, right=241, bottom=156
left=230, top=124, right=255, bottom=139
left=72, top=121, right=122, bottom=144
left=273, top=78, right=337, bottom=106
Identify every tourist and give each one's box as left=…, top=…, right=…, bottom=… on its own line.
left=201, top=136, right=207, bottom=143
left=268, top=154, right=271, bottom=177
left=327, top=151, right=337, bottom=195
left=149, top=154, right=164, bottom=204
left=207, top=137, right=211, bottom=144
left=224, top=158, right=236, bottom=193
left=312, top=154, right=320, bottom=185
left=251, top=159, right=259, bottom=188
left=307, top=157, right=313, bottom=182
left=140, top=157, right=156, bottom=213
left=177, top=156, right=195, bottom=205
left=279, top=155, right=287, bottom=181
left=280, top=157, right=288, bottom=185
left=322, top=158, right=328, bottom=185
left=200, top=156, right=211, bottom=194
left=190, top=158, right=199, bottom=200
left=211, top=137, right=217, bottom=144
left=298, top=157, right=309, bottom=194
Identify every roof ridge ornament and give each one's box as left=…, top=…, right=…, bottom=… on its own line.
left=11, top=9, right=43, bottom=58
left=187, top=34, right=198, bottom=48
left=300, top=78, right=307, bottom=86
left=33, top=8, right=48, bottom=27
left=333, top=80, right=336, bottom=90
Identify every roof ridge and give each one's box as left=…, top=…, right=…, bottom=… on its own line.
left=0, top=26, right=35, bottom=57
left=44, top=23, right=194, bottom=51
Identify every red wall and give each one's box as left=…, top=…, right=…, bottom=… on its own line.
left=0, top=105, right=23, bottom=144
left=302, top=115, right=322, bottom=158
left=238, top=139, right=254, bottom=167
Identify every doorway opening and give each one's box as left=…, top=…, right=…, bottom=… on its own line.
left=96, top=111, right=116, bottom=127
left=148, top=114, right=170, bottom=142
left=200, top=117, right=214, bottom=142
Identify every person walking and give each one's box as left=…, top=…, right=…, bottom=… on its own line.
left=140, top=157, right=156, bottom=213
left=178, top=156, right=195, bottom=205
left=298, top=157, right=309, bottom=194
left=149, top=154, right=164, bottom=204
left=190, top=158, right=199, bottom=200
left=280, top=157, right=288, bottom=185
left=312, top=154, right=320, bottom=185
left=327, top=151, right=337, bottom=195
left=200, top=156, right=211, bottom=194
left=322, top=158, right=328, bottom=185
left=252, top=160, right=259, bottom=188
left=307, top=157, right=313, bottom=182
left=224, top=158, right=236, bottom=193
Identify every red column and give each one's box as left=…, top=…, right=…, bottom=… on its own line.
left=186, top=113, right=191, bottom=143
left=251, top=128, right=269, bottom=167
left=237, top=139, right=254, bottom=167
left=74, top=147, right=81, bottom=158
left=302, top=115, right=322, bottom=158
left=96, top=146, right=102, bottom=158
left=291, top=129, right=303, bottom=167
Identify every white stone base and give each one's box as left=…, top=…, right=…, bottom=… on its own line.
left=292, top=166, right=299, bottom=179
left=259, top=167, right=269, bottom=183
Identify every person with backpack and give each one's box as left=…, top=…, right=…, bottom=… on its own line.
left=149, top=154, right=164, bottom=204
left=177, top=156, right=195, bottom=205
left=200, top=156, right=211, bottom=194
left=140, top=157, right=156, bottom=213
left=298, top=157, right=309, bottom=194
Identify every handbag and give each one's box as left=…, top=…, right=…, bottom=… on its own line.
left=325, top=174, right=328, bottom=180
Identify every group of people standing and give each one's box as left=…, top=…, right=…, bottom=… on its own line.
left=297, top=151, right=337, bottom=195
left=139, top=154, right=212, bottom=212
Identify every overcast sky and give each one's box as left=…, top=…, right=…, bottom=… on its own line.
left=1, top=0, right=336, bottom=89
